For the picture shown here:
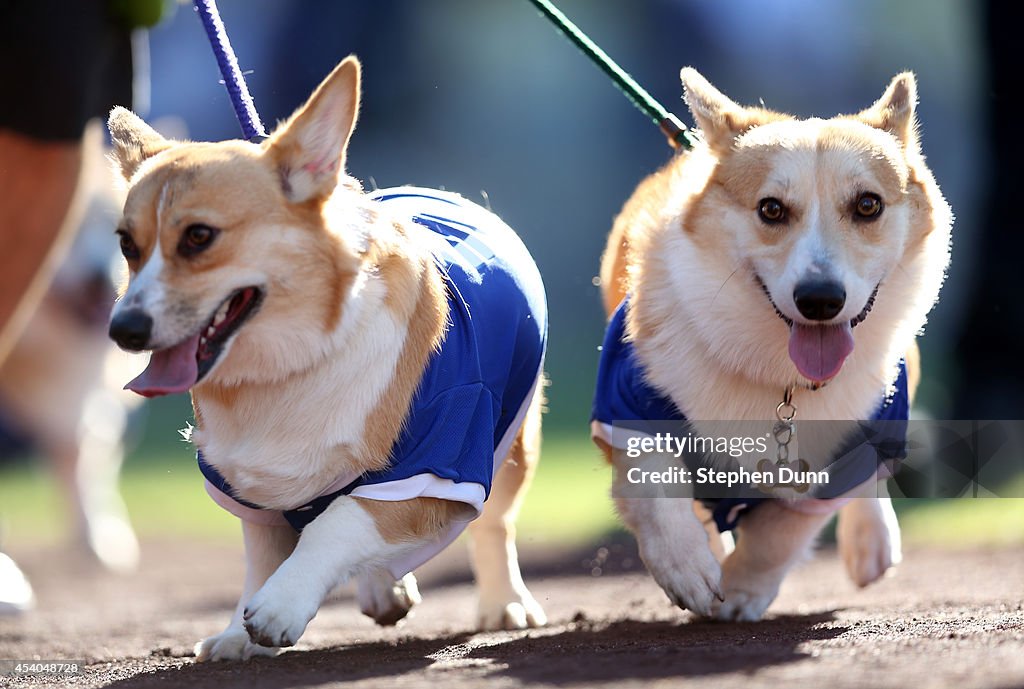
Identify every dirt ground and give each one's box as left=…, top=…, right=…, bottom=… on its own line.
left=0, top=537, right=1022, bottom=689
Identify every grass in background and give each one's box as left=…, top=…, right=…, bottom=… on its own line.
left=0, top=433, right=617, bottom=548
left=896, top=474, right=1024, bottom=546
left=898, top=498, right=1024, bottom=546
left=1, top=433, right=1021, bottom=550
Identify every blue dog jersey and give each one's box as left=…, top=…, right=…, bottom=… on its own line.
left=199, top=187, right=546, bottom=577
left=591, top=298, right=909, bottom=531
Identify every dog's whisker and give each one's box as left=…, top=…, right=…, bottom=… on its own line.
left=710, top=268, right=741, bottom=308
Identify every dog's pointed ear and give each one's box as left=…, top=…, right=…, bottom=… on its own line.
left=108, top=107, right=171, bottom=180
left=859, top=72, right=918, bottom=151
left=680, top=67, right=759, bottom=153
left=266, top=56, right=361, bottom=203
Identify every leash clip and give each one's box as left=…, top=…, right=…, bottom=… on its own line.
left=774, top=386, right=797, bottom=465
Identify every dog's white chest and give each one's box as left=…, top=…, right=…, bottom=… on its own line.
left=194, top=297, right=408, bottom=508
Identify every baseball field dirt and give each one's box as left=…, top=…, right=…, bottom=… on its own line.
left=1, top=538, right=1022, bottom=689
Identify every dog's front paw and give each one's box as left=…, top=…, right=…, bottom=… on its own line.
left=242, top=583, right=318, bottom=648
left=477, top=588, right=546, bottom=631
left=838, top=500, right=902, bottom=588
left=712, top=554, right=782, bottom=622
left=714, top=588, right=777, bottom=622
left=641, top=541, right=723, bottom=617
left=357, top=570, right=421, bottom=626
left=195, top=628, right=279, bottom=662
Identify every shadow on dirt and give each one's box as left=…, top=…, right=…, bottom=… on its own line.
left=102, top=612, right=843, bottom=688
left=466, top=613, right=846, bottom=684
left=101, top=633, right=474, bottom=689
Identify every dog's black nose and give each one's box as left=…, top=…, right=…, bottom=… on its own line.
left=793, top=281, right=846, bottom=321
left=109, top=309, right=153, bottom=351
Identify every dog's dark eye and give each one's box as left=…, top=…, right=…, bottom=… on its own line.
left=758, top=198, right=787, bottom=224
left=854, top=193, right=883, bottom=220
left=117, top=231, right=140, bottom=261
left=178, top=224, right=219, bottom=257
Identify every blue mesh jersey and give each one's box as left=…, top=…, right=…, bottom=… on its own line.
left=198, top=188, right=547, bottom=553
left=592, top=298, right=909, bottom=531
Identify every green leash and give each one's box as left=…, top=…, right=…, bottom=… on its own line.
left=526, top=0, right=697, bottom=151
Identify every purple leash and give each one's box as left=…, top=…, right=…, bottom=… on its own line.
left=192, top=0, right=267, bottom=142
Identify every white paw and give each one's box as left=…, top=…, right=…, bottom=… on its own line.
left=195, top=627, right=279, bottom=662
left=243, top=582, right=318, bottom=648
left=477, top=588, right=547, bottom=631
left=713, top=581, right=778, bottom=622
left=641, top=541, right=723, bottom=617
left=712, top=556, right=782, bottom=622
left=838, top=502, right=902, bottom=588
left=357, top=571, right=421, bottom=626
left=714, top=589, right=777, bottom=622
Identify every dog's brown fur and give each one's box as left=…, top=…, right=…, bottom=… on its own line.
left=108, top=56, right=547, bottom=659
left=593, top=68, right=951, bottom=621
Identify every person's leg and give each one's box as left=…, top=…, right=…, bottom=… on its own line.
left=0, top=133, right=84, bottom=615
left=0, top=0, right=136, bottom=614
left=0, top=131, right=84, bottom=363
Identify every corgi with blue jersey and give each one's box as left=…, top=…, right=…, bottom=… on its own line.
left=106, top=56, right=547, bottom=661
left=593, top=69, right=951, bottom=622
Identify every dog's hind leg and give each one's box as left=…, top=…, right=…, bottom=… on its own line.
left=356, top=569, right=421, bottom=626
left=468, top=385, right=547, bottom=631
left=837, top=482, right=901, bottom=587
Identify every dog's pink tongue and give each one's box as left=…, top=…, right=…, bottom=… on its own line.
left=788, top=323, right=855, bottom=384
left=125, top=333, right=201, bottom=398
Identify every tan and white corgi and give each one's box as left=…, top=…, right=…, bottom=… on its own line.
left=106, top=56, right=547, bottom=660
left=592, top=69, right=951, bottom=621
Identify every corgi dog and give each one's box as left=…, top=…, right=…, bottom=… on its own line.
left=106, top=56, right=547, bottom=660
left=591, top=69, right=951, bottom=621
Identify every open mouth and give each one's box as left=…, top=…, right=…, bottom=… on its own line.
left=124, top=287, right=264, bottom=397
left=195, top=287, right=264, bottom=380
left=754, top=276, right=879, bottom=386
left=848, top=287, right=877, bottom=328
